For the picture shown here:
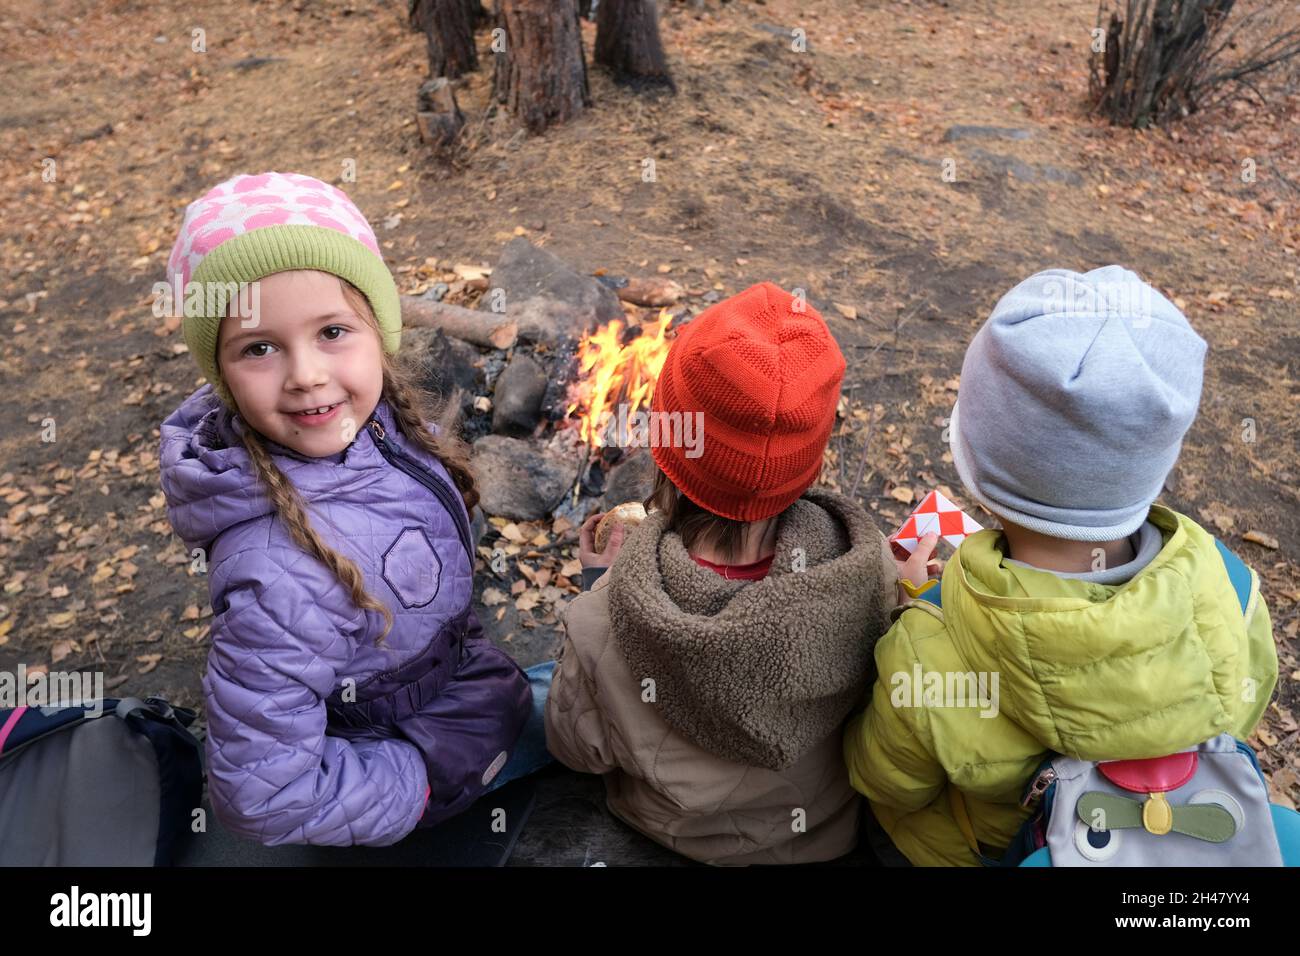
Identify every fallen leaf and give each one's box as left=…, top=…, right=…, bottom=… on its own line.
left=1243, top=530, right=1279, bottom=550
left=889, top=486, right=915, bottom=505
left=453, top=263, right=490, bottom=281
left=136, top=654, right=162, bottom=675
left=481, top=587, right=508, bottom=607
left=833, top=302, right=857, bottom=320
left=51, top=639, right=75, bottom=663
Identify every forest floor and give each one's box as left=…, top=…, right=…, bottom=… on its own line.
left=2, top=0, right=1299, bottom=812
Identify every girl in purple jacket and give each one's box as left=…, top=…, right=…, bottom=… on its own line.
left=158, top=171, right=549, bottom=847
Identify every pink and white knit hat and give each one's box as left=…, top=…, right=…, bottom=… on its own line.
left=166, top=171, right=401, bottom=406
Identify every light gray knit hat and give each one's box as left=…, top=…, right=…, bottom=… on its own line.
left=949, top=266, right=1206, bottom=541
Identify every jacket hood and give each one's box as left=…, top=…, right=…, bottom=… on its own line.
left=606, top=488, right=895, bottom=770
left=940, top=505, right=1254, bottom=760
left=158, top=384, right=394, bottom=554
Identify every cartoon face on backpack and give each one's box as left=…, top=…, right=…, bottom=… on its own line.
left=1032, top=735, right=1285, bottom=866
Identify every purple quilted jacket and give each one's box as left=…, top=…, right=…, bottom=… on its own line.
left=158, top=384, right=530, bottom=846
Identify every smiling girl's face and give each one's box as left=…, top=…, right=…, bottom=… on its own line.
left=216, top=269, right=384, bottom=458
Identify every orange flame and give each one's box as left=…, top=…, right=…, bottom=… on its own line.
left=566, top=308, right=674, bottom=450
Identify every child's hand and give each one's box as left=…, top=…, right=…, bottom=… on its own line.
left=895, top=532, right=941, bottom=603
left=579, top=511, right=626, bottom=569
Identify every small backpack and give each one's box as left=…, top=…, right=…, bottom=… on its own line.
left=965, top=733, right=1300, bottom=866
left=938, top=538, right=1300, bottom=867
left=0, top=696, right=203, bottom=866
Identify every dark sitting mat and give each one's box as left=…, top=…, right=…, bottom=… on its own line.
left=508, top=765, right=693, bottom=867
left=177, top=776, right=537, bottom=867
left=177, top=765, right=885, bottom=867
left=508, top=765, right=883, bottom=867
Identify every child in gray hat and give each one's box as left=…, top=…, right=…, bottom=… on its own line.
left=844, top=265, right=1279, bottom=866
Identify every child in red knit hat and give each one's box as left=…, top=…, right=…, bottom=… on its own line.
left=544, top=281, right=904, bottom=865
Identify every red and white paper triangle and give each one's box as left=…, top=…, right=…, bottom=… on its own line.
left=889, top=490, right=984, bottom=556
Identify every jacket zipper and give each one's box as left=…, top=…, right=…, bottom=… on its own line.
left=367, top=418, right=473, bottom=565
left=1021, top=765, right=1057, bottom=810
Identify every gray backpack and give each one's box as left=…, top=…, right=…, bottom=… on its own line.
left=0, top=697, right=203, bottom=866
left=1009, top=734, right=1297, bottom=866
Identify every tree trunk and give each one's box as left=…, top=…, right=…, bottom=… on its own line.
left=412, top=0, right=479, bottom=79
left=494, top=0, right=590, bottom=133
left=595, top=0, right=673, bottom=89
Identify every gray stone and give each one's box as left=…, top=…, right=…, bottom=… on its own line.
left=600, top=450, right=656, bottom=510
left=967, top=148, right=1082, bottom=186
left=473, top=431, right=583, bottom=521
left=492, top=353, right=548, bottom=437
left=402, top=327, right=483, bottom=418
left=483, top=239, right=622, bottom=341
left=942, top=125, right=1034, bottom=142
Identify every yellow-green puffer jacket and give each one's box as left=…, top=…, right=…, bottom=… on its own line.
left=843, top=505, right=1279, bottom=867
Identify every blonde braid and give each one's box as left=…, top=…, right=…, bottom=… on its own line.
left=239, top=428, right=397, bottom=646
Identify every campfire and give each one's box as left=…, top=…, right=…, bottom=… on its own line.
left=566, top=310, right=673, bottom=447
left=398, top=240, right=691, bottom=526
left=561, top=308, right=674, bottom=503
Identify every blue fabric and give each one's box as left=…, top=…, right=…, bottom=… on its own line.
left=1214, top=538, right=1253, bottom=615
left=1274, top=803, right=1300, bottom=867
left=484, top=661, right=556, bottom=793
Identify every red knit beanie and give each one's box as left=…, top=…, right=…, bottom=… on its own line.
left=650, top=282, right=845, bottom=522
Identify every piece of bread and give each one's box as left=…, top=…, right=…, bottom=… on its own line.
left=595, top=502, right=647, bottom=552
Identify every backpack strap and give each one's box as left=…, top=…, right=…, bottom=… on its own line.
left=1213, top=538, right=1252, bottom=617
